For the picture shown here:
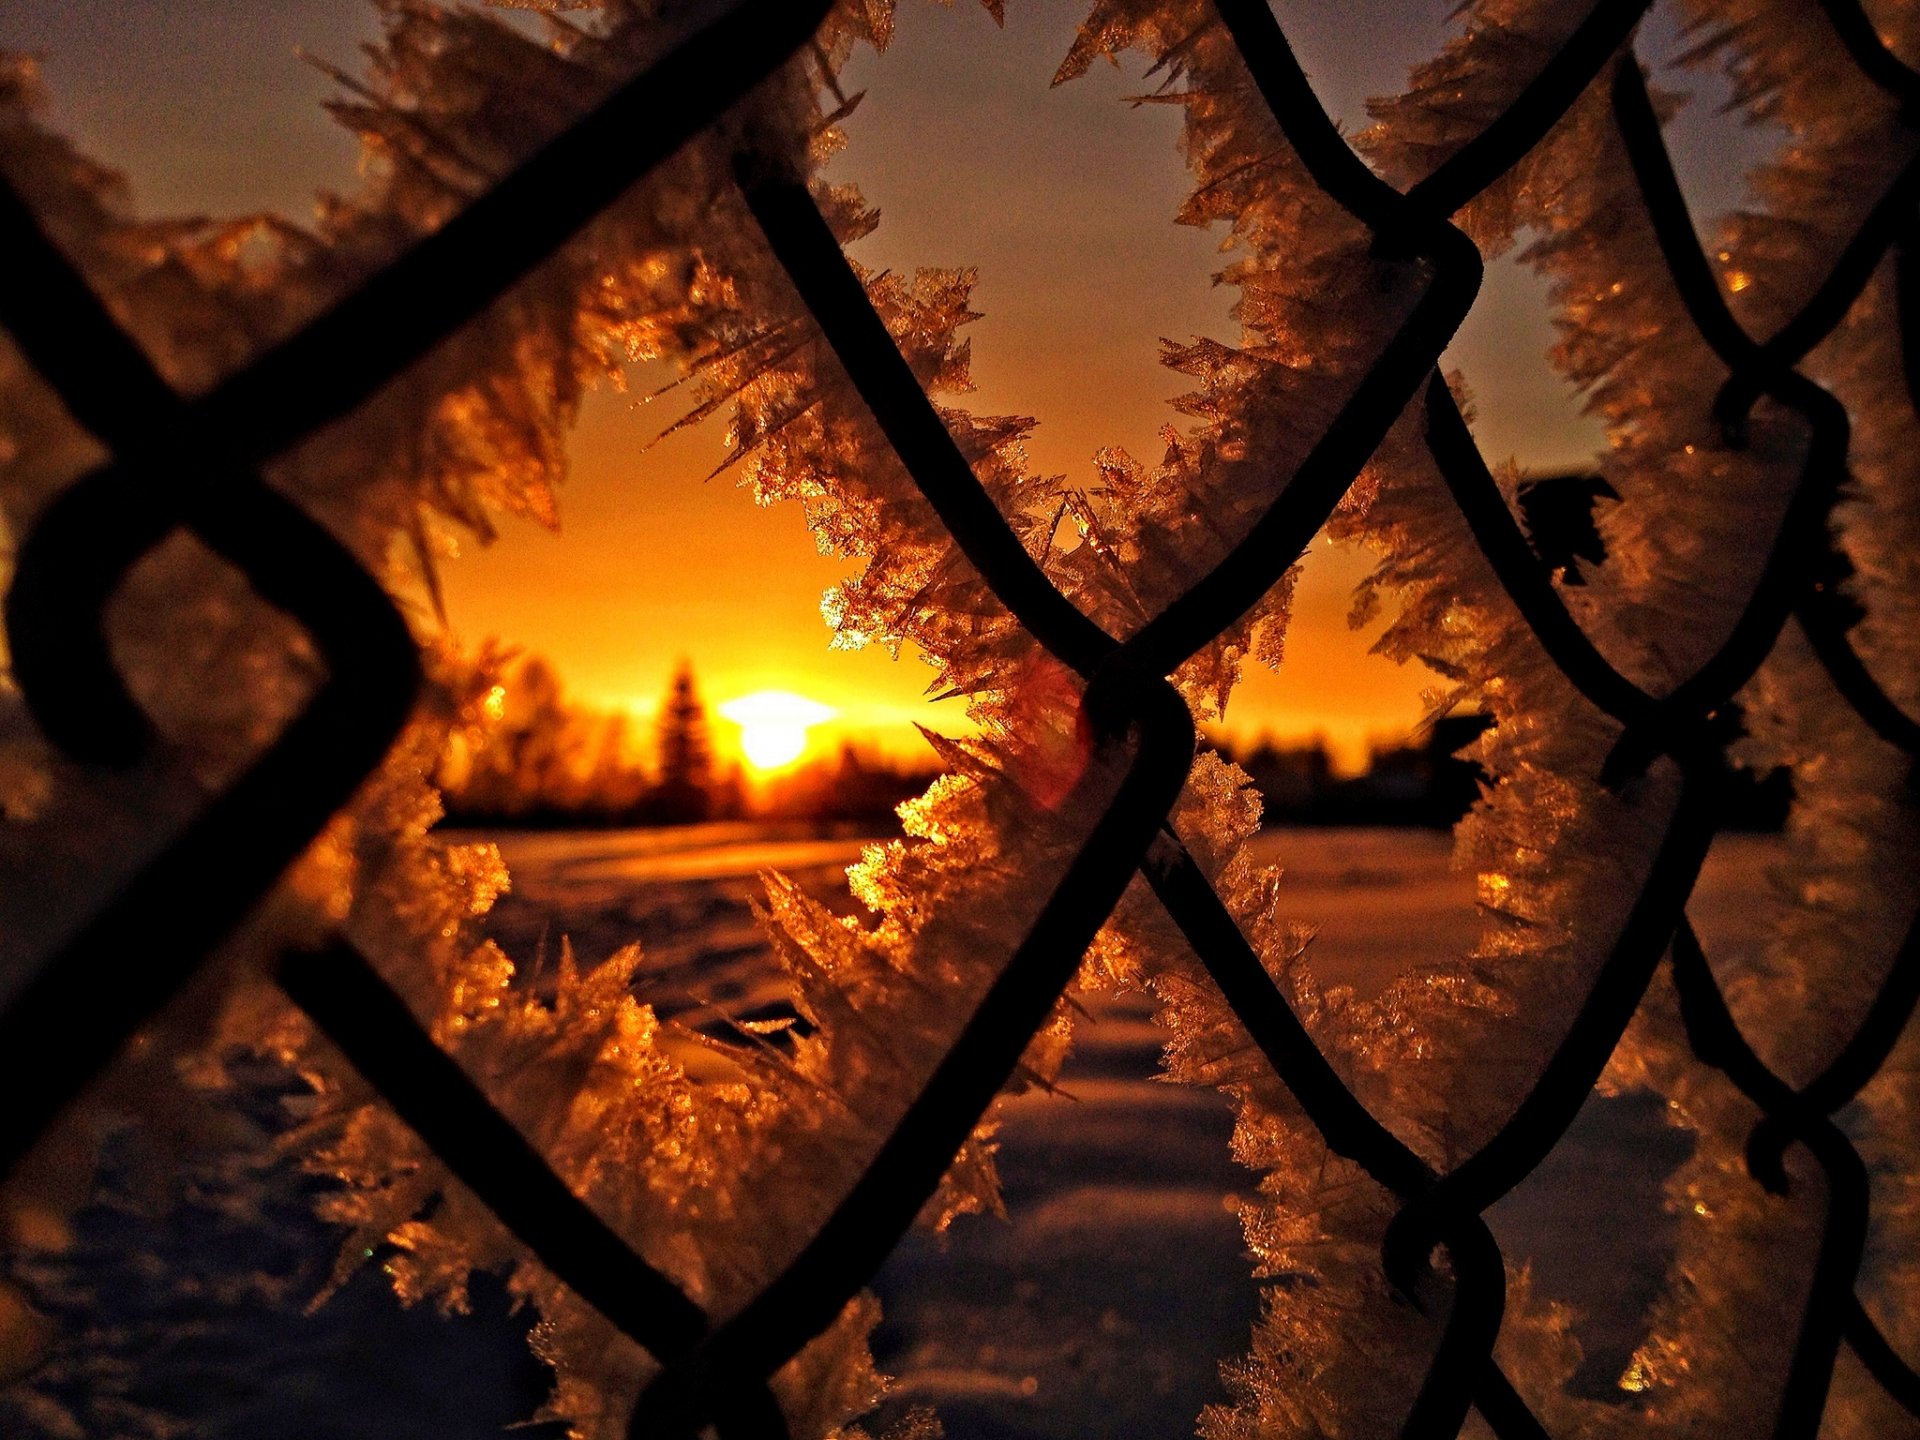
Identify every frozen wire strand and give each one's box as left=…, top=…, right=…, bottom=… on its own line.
left=1848, top=1295, right=1920, bottom=1415
left=1403, top=0, right=1653, bottom=218
left=1674, top=917, right=1920, bottom=1428
left=1468, top=1369, right=1556, bottom=1440
left=1141, top=833, right=1431, bottom=1195
left=0, top=182, right=423, bottom=1179
left=1664, top=945, right=1869, bottom=1440
left=1756, top=905, right=1920, bottom=1144
left=1771, top=1117, right=1872, bottom=1440
left=274, top=943, right=791, bottom=1440
left=745, top=4, right=1668, bottom=1432
left=1875, top=219, right=1920, bottom=749
left=1379, top=769, right=1719, bottom=1280
left=626, top=674, right=1194, bottom=1439
left=1668, top=920, right=1790, bottom=1104
left=1610, top=55, right=1762, bottom=367
left=1140, top=835, right=1551, bottom=1440
left=1714, top=0, right=1920, bottom=431
left=4, top=438, right=418, bottom=776
left=1422, top=372, right=1660, bottom=726
left=1207, top=0, right=1403, bottom=228
left=0, top=180, right=181, bottom=450
left=0, top=469, right=418, bottom=1182
left=1814, top=0, right=1920, bottom=110
left=1713, top=154, right=1920, bottom=432
left=0, top=0, right=829, bottom=1177
left=2, top=0, right=832, bottom=770
left=199, top=0, right=837, bottom=465
left=1401, top=1212, right=1508, bottom=1440
left=1126, top=0, right=1482, bottom=678
left=1122, top=249, right=1478, bottom=675
left=1667, top=921, right=1890, bottom=1436
left=745, top=136, right=1549, bottom=1440
left=1601, top=54, right=1852, bottom=787
left=1796, top=587, right=1920, bottom=758
left=737, top=168, right=1120, bottom=678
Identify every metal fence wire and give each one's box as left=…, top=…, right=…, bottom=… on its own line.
left=1, top=1, right=1917, bottom=1437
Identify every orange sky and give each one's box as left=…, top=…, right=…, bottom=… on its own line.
left=430, top=1, right=1608, bottom=773
left=3, top=0, right=1769, bottom=775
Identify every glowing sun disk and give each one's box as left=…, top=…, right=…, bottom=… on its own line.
left=718, top=691, right=837, bottom=772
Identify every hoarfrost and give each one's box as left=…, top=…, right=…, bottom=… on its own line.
left=1, top=0, right=1915, bottom=1437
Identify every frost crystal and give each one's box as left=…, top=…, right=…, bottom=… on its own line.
left=1, top=1, right=1916, bottom=1437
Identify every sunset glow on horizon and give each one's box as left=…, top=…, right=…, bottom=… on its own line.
left=718, top=691, right=839, bottom=773
left=0, top=1, right=1768, bottom=783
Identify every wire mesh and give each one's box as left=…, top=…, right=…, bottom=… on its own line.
left=0, top=2, right=1916, bottom=1438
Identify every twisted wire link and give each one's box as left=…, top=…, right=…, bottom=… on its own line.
left=730, top=6, right=1664, bottom=1435
left=279, top=944, right=789, bottom=1440
left=0, top=180, right=425, bottom=1176
left=1670, top=917, right=1920, bottom=1433
left=725, top=4, right=1917, bottom=1437
left=627, top=667, right=1195, bottom=1438
left=1607, top=32, right=1920, bottom=1426
left=0, top=4, right=827, bottom=1436
left=1248, top=18, right=1918, bottom=1435
left=0, top=2, right=1914, bottom=1439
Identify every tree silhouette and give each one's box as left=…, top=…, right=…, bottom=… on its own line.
left=648, top=659, right=714, bottom=825
left=448, top=655, right=581, bottom=820
left=582, top=712, right=650, bottom=818
left=440, top=656, right=654, bottom=824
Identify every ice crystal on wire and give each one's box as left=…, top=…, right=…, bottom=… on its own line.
left=0, top=1, right=1222, bottom=1432
left=1351, top=2, right=1919, bottom=1434
left=0, top=4, right=943, bottom=1432
left=3, top=1, right=1918, bottom=1437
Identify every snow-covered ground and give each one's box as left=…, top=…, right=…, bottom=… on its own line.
left=1, top=824, right=1780, bottom=1439
left=482, top=823, right=1778, bottom=1440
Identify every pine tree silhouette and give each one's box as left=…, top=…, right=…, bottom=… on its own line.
left=649, top=659, right=714, bottom=825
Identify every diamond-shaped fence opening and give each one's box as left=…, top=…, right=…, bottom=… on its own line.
left=0, top=2, right=1916, bottom=1438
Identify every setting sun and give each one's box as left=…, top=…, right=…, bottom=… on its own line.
left=718, top=691, right=838, bottom=772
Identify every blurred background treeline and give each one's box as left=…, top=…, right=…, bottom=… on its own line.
left=436, top=656, right=944, bottom=828
left=437, top=657, right=1790, bottom=832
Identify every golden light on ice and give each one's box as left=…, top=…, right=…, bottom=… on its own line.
left=719, top=691, right=837, bottom=772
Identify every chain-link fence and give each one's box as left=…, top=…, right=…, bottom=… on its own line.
left=1, top=2, right=1915, bottom=1437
